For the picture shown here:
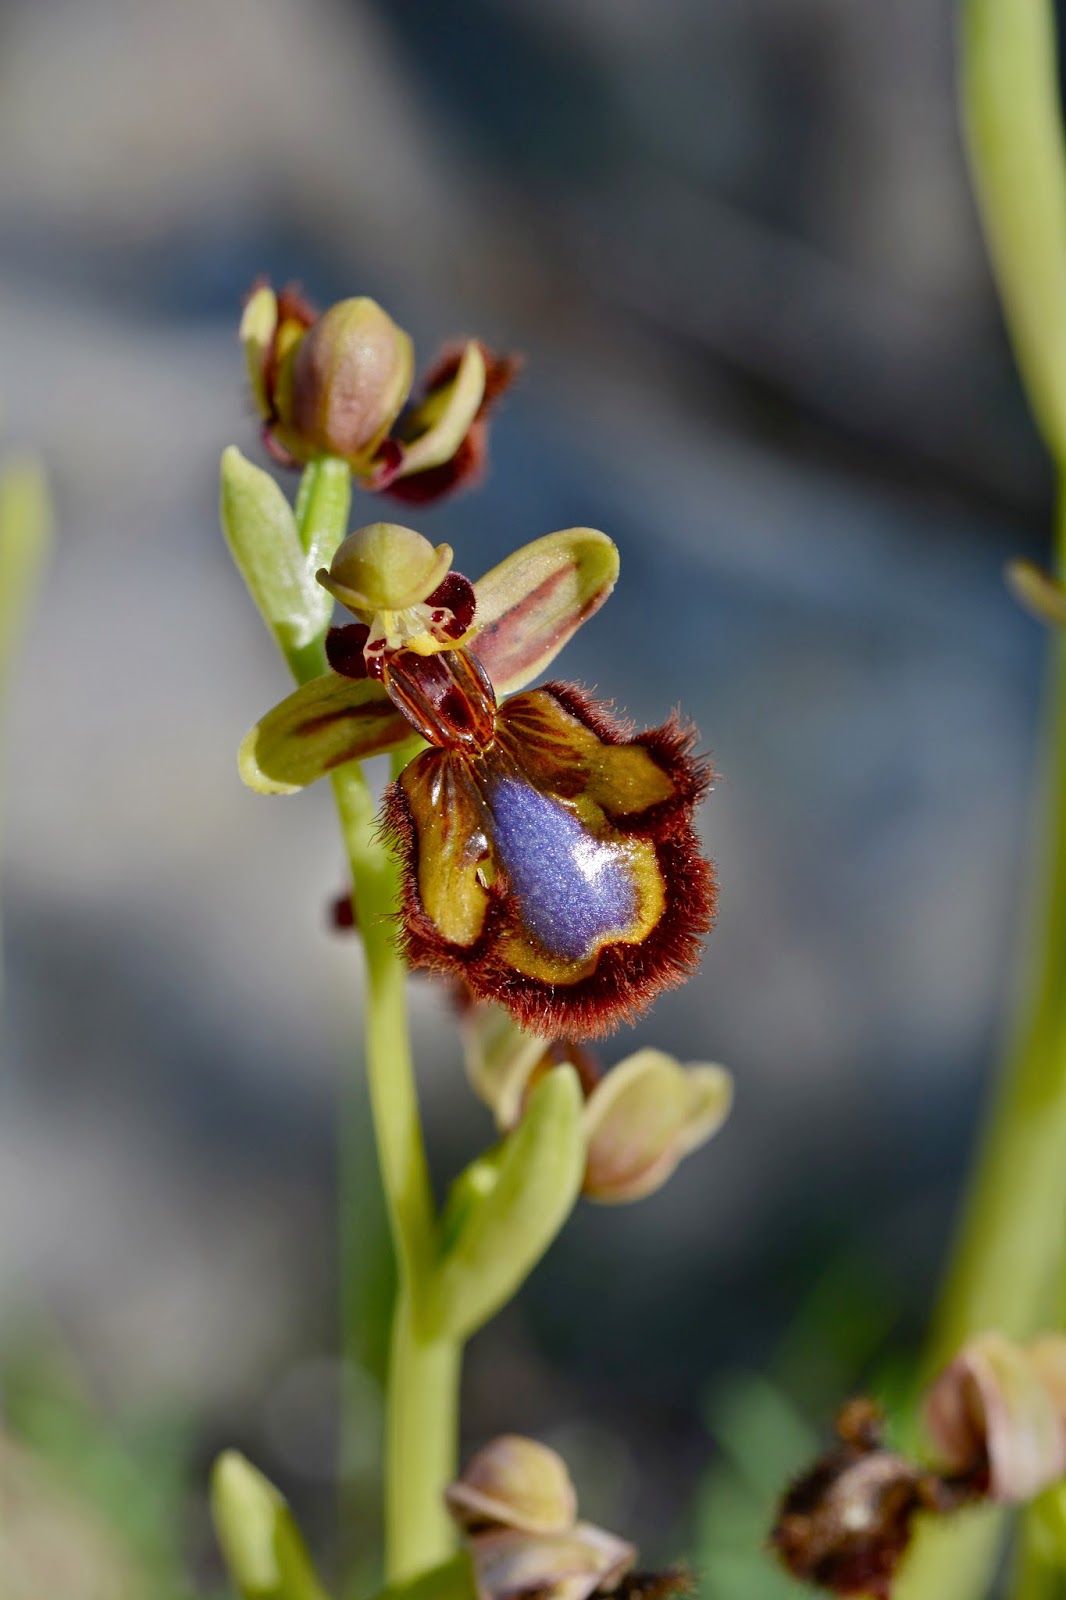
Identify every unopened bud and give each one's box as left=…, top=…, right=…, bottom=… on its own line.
left=446, top=1435, right=577, bottom=1535
left=276, top=297, right=414, bottom=468
left=925, top=1331, right=1066, bottom=1503
left=582, top=1050, right=731, bottom=1204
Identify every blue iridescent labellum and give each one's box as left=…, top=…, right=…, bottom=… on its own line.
left=383, top=670, right=715, bottom=1038
left=486, top=776, right=638, bottom=964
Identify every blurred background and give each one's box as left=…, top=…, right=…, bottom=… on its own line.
left=0, top=0, right=1054, bottom=1594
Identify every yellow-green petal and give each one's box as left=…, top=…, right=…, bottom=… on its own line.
left=239, top=672, right=410, bottom=795
left=395, top=341, right=487, bottom=479
left=470, top=530, right=619, bottom=696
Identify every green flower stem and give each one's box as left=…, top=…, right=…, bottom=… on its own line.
left=331, top=751, right=458, bottom=1585
left=899, top=500, right=1066, bottom=1599
left=899, top=6, right=1066, bottom=1594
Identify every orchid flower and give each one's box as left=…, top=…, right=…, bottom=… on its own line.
left=239, top=522, right=715, bottom=1037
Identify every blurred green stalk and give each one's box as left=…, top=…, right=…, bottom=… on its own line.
left=0, top=458, right=51, bottom=1020
left=900, top=2, right=1066, bottom=1594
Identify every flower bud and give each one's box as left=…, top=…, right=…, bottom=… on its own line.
left=318, top=523, right=453, bottom=614
left=445, top=1435, right=577, bottom=1535
left=276, top=297, right=415, bottom=468
left=924, top=1331, right=1066, bottom=1502
left=241, top=283, right=416, bottom=471
left=582, top=1049, right=732, bottom=1204
left=210, top=1450, right=328, bottom=1600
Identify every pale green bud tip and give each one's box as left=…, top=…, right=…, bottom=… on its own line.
left=318, top=523, right=453, bottom=613
left=240, top=286, right=280, bottom=417
left=582, top=1050, right=732, bottom=1204
left=210, top=1451, right=286, bottom=1593
left=282, top=297, right=415, bottom=466
left=446, top=1435, right=578, bottom=1535
left=925, top=1332, right=1066, bottom=1503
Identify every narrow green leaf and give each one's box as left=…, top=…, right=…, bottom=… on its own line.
left=961, top=0, right=1066, bottom=462
left=239, top=672, right=411, bottom=795
left=428, top=1067, right=585, bottom=1342
left=211, top=1451, right=332, bottom=1600
left=0, top=457, right=51, bottom=686
left=220, top=447, right=333, bottom=659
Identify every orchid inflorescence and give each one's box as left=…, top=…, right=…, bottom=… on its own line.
left=213, top=282, right=729, bottom=1600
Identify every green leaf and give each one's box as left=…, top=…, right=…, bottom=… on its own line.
left=0, top=456, right=51, bottom=686
left=961, top=0, right=1066, bottom=462
left=427, top=1067, right=585, bottom=1342
left=220, top=447, right=334, bottom=661
left=470, top=529, right=619, bottom=697
left=211, top=1451, right=332, bottom=1600
left=239, top=672, right=411, bottom=795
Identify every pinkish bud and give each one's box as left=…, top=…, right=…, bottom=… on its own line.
left=924, top=1332, right=1066, bottom=1503
left=275, top=297, right=414, bottom=469
left=445, top=1435, right=577, bottom=1536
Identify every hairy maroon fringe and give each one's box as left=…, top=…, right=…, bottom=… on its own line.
left=380, top=687, right=717, bottom=1038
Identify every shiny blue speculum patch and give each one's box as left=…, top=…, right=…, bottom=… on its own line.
left=487, top=774, right=637, bottom=962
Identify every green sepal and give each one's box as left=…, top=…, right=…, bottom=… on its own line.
left=395, top=342, right=486, bottom=479
left=220, top=447, right=335, bottom=660
left=0, top=457, right=51, bottom=685
left=469, top=529, right=619, bottom=697
left=210, top=1450, right=332, bottom=1600
left=427, top=1066, right=585, bottom=1343
left=240, top=286, right=278, bottom=419
left=239, top=671, right=411, bottom=795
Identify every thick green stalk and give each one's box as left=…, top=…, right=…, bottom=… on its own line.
left=899, top=500, right=1066, bottom=1596
left=898, top=7, right=1066, bottom=1594
left=331, top=760, right=459, bottom=1583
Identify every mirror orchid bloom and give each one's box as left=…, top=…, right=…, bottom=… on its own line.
left=240, top=524, right=716, bottom=1037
